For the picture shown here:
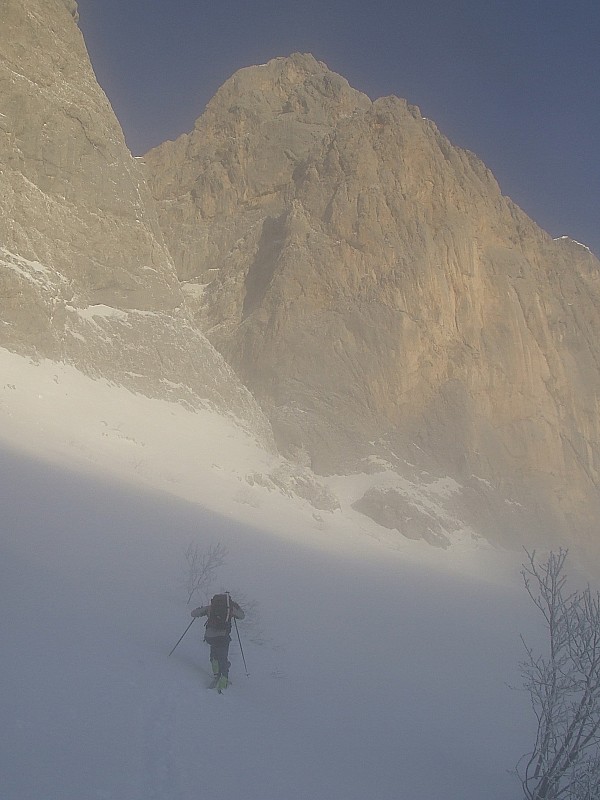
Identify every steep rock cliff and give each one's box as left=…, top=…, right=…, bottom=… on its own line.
left=145, top=55, right=600, bottom=555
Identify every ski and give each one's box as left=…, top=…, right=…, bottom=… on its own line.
left=208, top=675, right=230, bottom=692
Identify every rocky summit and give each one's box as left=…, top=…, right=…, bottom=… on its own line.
left=145, top=54, right=600, bottom=557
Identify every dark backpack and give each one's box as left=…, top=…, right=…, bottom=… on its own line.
left=207, top=593, right=231, bottom=630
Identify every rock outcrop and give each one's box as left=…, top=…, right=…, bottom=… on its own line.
left=0, top=0, right=273, bottom=443
left=61, top=0, right=78, bottom=20
left=145, top=54, right=600, bottom=557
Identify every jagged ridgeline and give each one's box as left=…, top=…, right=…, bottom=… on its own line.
left=2, top=2, right=600, bottom=559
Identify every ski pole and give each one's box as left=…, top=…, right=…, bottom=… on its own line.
left=168, top=617, right=196, bottom=657
left=234, top=617, right=249, bottom=677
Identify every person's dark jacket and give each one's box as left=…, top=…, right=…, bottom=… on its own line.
left=191, top=599, right=244, bottom=639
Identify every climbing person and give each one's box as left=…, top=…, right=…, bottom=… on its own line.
left=191, top=592, right=245, bottom=691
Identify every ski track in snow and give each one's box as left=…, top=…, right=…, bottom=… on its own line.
left=142, top=685, right=184, bottom=800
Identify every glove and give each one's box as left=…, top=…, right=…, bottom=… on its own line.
left=191, top=607, right=202, bottom=618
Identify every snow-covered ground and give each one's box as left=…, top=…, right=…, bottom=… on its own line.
left=0, top=349, right=540, bottom=799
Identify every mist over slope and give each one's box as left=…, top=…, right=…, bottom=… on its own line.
left=1, top=5, right=596, bottom=796
left=0, top=354, right=536, bottom=800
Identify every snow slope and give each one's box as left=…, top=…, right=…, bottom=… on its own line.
left=0, top=349, right=538, bottom=799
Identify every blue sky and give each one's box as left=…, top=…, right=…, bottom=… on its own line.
left=76, top=0, right=599, bottom=256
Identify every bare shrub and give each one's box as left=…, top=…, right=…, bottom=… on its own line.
left=518, top=549, right=600, bottom=800
left=184, top=542, right=227, bottom=605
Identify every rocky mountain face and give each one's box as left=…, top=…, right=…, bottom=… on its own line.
left=0, top=0, right=273, bottom=443
left=2, top=1, right=598, bottom=558
left=145, top=54, right=600, bottom=557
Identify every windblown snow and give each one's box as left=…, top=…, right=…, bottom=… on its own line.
left=0, top=348, right=540, bottom=800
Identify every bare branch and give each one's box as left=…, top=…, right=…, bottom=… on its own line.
left=184, top=541, right=228, bottom=605
left=517, top=550, right=600, bottom=800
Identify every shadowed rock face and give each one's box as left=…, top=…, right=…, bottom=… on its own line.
left=0, top=0, right=182, bottom=313
left=145, top=54, right=600, bottom=556
left=0, top=0, right=274, bottom=445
